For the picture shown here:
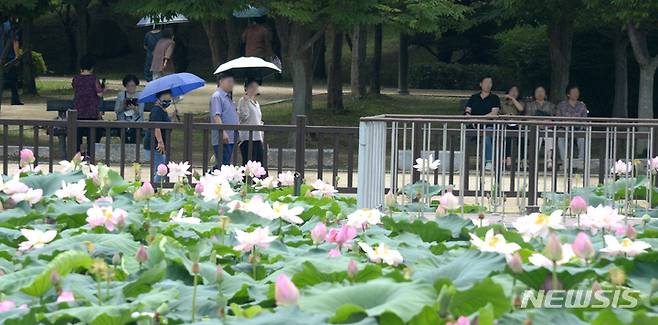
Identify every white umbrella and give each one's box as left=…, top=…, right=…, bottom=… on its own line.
left=214, top=57, right=281, bottom=79
left=136, top=14, right=189, bottom=27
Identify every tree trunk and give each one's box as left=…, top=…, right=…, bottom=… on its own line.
left=627, top=23, right=658, bottom=119
left=398, top=32, right=410, bottom=95
left=224, top=16, right=241, bottom=60
left=276, top=18, right=314, bottom=122
left=57, top=4, right=78, bottom=73
left=370, top=24, right=382, bottom=95
left=612, top=30, right=628, bottom=118
left=547, top=17, right=573, bottom=103
left=202, top=19, right=226, bottom=67
left=312, top=35, right=326, bottom=79
left=350, top=24, right=367, bottom=98
left=74, top=0, right=90, bottom=68
left=21, top=18, right=37, bottom=95
left=326, top=25, right=344, bottom=112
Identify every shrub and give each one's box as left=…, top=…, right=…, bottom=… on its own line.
left=409, top=62, right=515, bottom=91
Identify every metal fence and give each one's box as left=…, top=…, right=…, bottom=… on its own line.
left=0, top=110, right=359, bottom=192
left=357, top=114, right=658, bottom=213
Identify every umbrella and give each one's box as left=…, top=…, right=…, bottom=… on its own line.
left=138, top=73, right=205, bottom=103
left=233, top=6, right=269, bottom=18
left=214, top=57, right=281, bottom=80
left=136, top=14, right=188, bottom=27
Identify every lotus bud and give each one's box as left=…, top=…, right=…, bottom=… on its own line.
left=195, top=182, right=204, bottom=194
left=642, top=214, right=651, bottom=225
left=436, top=285, right=455, bottom=318
left=543, top=233, right=563, bottom=262
left=216, top=265, right=224, bottom=283
left=209, top=252, right=217, bottom=265
left=134, top=181, right=155, bottom=201
left=274, top=274, right=299, bottom=306
left=347, top=260, right=358, bottom=278
left=19, top=148, right=34, bottom=167
left=191, top=261, right=200, bottom=274
left=135, top=244, right=148, bottom=264
left=72, top=152, right=83, bottom=164
left=156, top=164, right=168, bottom=177
left=310, top=223, right=327, bottom=244
left=569, top=196, right=587, bottom=214
left=507, top=252, right=523, bottom=274
left=156, top=303, right=169, bottom=314
left=50, top=270, right=60, bottom=284
left=571, top=232, right=594, bottom=260
left=240, top=187, right=247, bottom=198
left=112, top=252, right=122, bottom=266
left=384, top=190, right=396, bottom=208
left=591, top=281, right=602, bottom=294
left=541, top=274, right=563, bottom=290
left=609, top=267, right=626, bottom=286
left=625, top=225, right=637, bottom=240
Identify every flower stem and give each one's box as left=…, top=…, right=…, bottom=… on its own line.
left=97, top=279, right=102, bottom=305
left=251, top=248, right=258, bottom=279
left=191, top=274, right=198, bottom=322
left=552, top=263, right=558, bottom=290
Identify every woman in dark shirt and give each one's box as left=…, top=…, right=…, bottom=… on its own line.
left=72, top=56, right=104, bottom=155
left=144, top=90, right=173, bottom=183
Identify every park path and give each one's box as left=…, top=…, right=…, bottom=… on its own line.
left=0, top=76, right=471, bottom=121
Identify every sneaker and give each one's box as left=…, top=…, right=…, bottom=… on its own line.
left=485, top=162, right=492, bottom=171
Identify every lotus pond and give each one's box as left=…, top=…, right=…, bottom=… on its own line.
left=1, top=152, right=658, bottom=324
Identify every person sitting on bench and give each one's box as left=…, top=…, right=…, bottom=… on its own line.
left=115, top=74, right=144, bottom=143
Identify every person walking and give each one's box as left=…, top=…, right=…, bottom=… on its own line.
left=72, top=55, right=104, bottom=155
left=1, top=19, right=23, bottom=105
left=556, top=84, right=588, bottom=169
left=209, top=73, right=239, bottom=169
left=464, top=76, right=500, bottom=171
left=525, top=86, right=557, bottom=169
left=242, top=17, right=273, bottom=59
left=143, top=26, right=162, bottom=81
left=150, top=28, right=175, bottom=80
left=143, top=90, right=173, bottom=183
left=115, top=74, right=144, bottom=143
left=237, top=79, right=264, bottom=166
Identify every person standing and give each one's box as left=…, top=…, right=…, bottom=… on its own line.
left=150, top=28, right=175, bottom=80
left=237, top=79, right=264, bottom=166
left=556, top=84, right=588, bottom=168
left=501, top=85, right=524, bottom=167
left=464, top=76, right=500, bottom=171
left=144, top=90, right=173, bottom=183
left=209, top=73, right=239, bottom=169
left=242, top=17, right=273, bottom=59
left=525, top=86, right=557, bottom=169
left=1, top=19, right=22, bottom=105
left=72, top=56, right=104, bottom=155
left=143, top=26, right=162, bottom=81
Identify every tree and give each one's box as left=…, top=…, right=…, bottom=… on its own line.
left=350, top=23, right=368, bottom=98
left=369, top=24, right=383, bottom=95
left=326, top=23, right=344, bottom=111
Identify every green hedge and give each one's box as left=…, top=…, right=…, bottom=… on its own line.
left=409, top=62, right=515, bottom=91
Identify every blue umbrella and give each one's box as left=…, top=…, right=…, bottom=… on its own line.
left=233, top=6, right=269, bottom=18
left=138, top=73, right=205, bottom=103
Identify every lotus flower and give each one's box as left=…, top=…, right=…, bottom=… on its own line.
left=245, top=160, right=266, bottom=178
left=270, top=201, right=304, bottom=224
left=194, top=182, right=204, bottom=194
left=135, top=244, right=148, bottom=263
left=0, top=300, right=27, bottom=312
left=1, top=174, right=29, bottom=195
left=10, top=188, right=43, bottom=205
left=326, top=224, right=357, bottom=246
left=413, top=154, right=441, bottom=173
left=233, top=226, right=277, bottom=252
left=311, top=223, right=327, bottom=244
left=310, top=179, right=338, bottom=198
left=649, top=157, right=658, bottom=173
left=214, top=165, right=245, bottom=182
left=529, top=243, right=575, bottom=268
left=170, top=208, right=201, bottom=224
left=506, top=252, right=523, bottom=273
left=599, top=235, right=651, bottom=257
left=543, top=233, right=563, bottom=262
left=277, top=171, right=295, bottom=186
left=469, top=229, right=520, bottom=255
left=86, top=205, right=127, bottom=231
left=55, top=180, right=89, bottom=203
left=612, top=160, right=632, bottom=175
left=156, top=164, right=168, bottom=177
left=569, top=196, right=587, bottom=214
left=254, top=176, right=279, bottom=190
left=358, top=242, right=404, bottom=266
left=447, top=316, right=471, bottom=325
left=347, top=260, right=358, bottom=277
left=59, top=153, right=87, bottom=173
left=384, top=190, right=396, bottom=208
left=200, top=175, right=236, bottom=202
left=133, top=181, right=155, bottom=201
left=571, top=232, right=595, bottom=260
left=167, top=161, right=191, bottom=182
left=439, top=191, right=460, bottom=210
left=581, top=205, right=625, bottom=235
left=512, top=210, right=564, bottom=242
left=56, top=291, right=75, bottom=303
left=346, top=208, right=383, bottom=229
left=275, top=274, right=299, bottom=306
left=19, top=148, right=34, bottom=167
left=18, top=228, right=57, bottom=251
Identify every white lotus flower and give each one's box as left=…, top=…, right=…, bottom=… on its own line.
left=254, top=176, right=279, bottom=190
left=612, top=160, right=633, bottom=175
left=439, top=191, right=460, bottom=210
left=277, top=171, right=295, bottom=186
left=310, top=179, right=337, bottom=198
left=358, top=242, right=404, bottom=266
left=227, top=196, right=276, bottom=220
left=233, top=226, right=277, bottom=252
left=471, top=218, right=490, bottom=227
left=599, top=235, right=651, bottom=257
left=213, top=165, right=245, bottom=182
left=55, top=179, right=89, bottom=203
left=11, top=188, right=43, bottom=205
left=170, top=209, right=201, bottom=224
left=167, top=161, right=191, bottom=182
left=1, top=174, right=28, bottom=195
left=200, top=175, right=236, bottom=202
left=18, top=228, right=57, bottom=251
left=469, top=229, right=521, bottom=255
left=512, top=210, right=565, bottom=242
left=528, top=244, right=576, bottom=268
left=59, top=156, right=87, bottom=174
left=413, top=154, right=440, bottom=173
left=580, top=205, right=625, bottom=235
left=272, top=201, right=304, bottom=224
left=346, top=209, right=383, bottom=228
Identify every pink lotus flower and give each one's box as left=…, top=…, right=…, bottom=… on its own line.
left=439, top=191, right=460, bottom=210
left=328, top=248, right=341, bottom=257
left=447, top=316, right=470, bottom=325
left=275, top=274, right=299, bottom=306
left=156, top=164, right=168, bottom=177
left=233, top=226, right=277, bottom=252
left=572, top=232, right=595, bottom=260
left=86, top=205, right=127, bottom=231
left=649, top=157, right=658, bottom=173
left=135, top=244, right=148, bottom=263
left=569, top=196, right=587, bottom=214
left=19, top=148, right=35, bottom=167
left=326, top=224, right=357, bottom=247
left=194, top=182, right=204, bottom=194
left=1, top=174, right=29, bottom=195
left=506, top=252, right=523, bottom=274
left=245, top=160, right=266, bottom=178
left=347, top=260, right=358, bottom=278
left=310, top=223, right=327, bottom=244
left=133, top=181, right=155, bottom=201
left=10, top=188, right=43, bottom=205
left=277, top=171, right=295, bottom=186
left=96, top=196, right=113, bottom=203
left=0, top=300, right=15, bottom=312
left=56, top=291, right=75, bottom=303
